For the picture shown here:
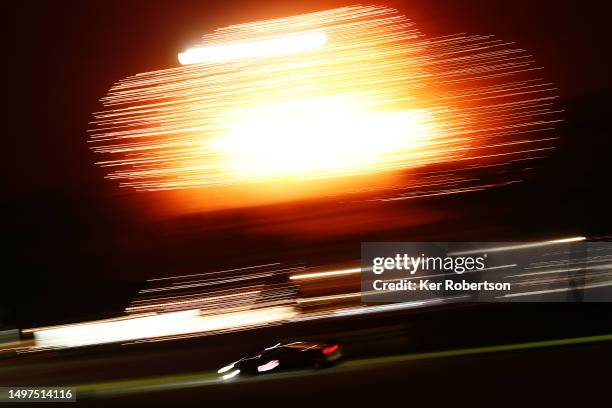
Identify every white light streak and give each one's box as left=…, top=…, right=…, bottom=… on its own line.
left=32, top=307, right=297, bottom=349
left=178, top=31, right=327, bottom=64
left=221, top=369, right=241, bottom=380
left=449, top=236, right=586, bottom=255
left=257, top=359, right=280, bottom=372
left=217, top=363, right=237, bottom=374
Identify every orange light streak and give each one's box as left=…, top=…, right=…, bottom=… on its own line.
left=89, top=6, right=560, bottom=209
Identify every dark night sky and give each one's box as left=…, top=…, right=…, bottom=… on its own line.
left=6, top=1, right=612, bottom=328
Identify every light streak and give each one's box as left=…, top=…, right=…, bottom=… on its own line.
left=297, top=292, right=361, bottom=304
left=217, top=362, right=237, bottom=374
left=31, top=306, right=297, bottom=349
left=125, top=263, right=299, bottom=315
left=257, top=359, right=280, bottom=372
left=124, top=290, right=261, bottom=312
left=89, top=5, right=560, bottom=206
left=448, top=236, right=586, bottom=255
left=506, top=264, right=612, bottom=278
left=147, top=262, right=282, bottom=282
left=499, top=281, right=612, bottom=298
left=178, top=31, right=327, bottom=64
left=290, top=267, right=361, bottom=280
left=221, top=369, right=241, bottom=380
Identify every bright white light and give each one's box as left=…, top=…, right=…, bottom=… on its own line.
left=211, top=96, right=436, bottom=180
left=31, top=306, right=297, bottom=349
left=549, top=236, right=587, bottom=244
left=449, top=236, right=588, bottom=255
left=257, top=360, right=280, bottom=372
left=178, top=31, right=327, bottom=65
left=217, top=363, right=236, bottom=374
left=265, top=343, right=281, bottom=350
left=222, top=369, right=241, bottom=380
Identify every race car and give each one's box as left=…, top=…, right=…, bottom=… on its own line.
left=217, top=341, right=342, bottom=379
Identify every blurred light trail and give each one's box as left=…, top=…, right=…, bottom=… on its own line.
left=297, top=292, right=361, bottom=304
left=221, top=369, right=241, bottom=380
left=124, top=290, right=261, bottom=313
left=146, top=263, right=282, bottom=282
left=291, top=297, right=456, bottom=322
left=449, top=236, right=586, bottom=255
left=19, top=239, right=612, bottom=351
left=30, top=307, right=297, bottom=349
left=507, top=263, right=612, bottom=278
left=126, top=263, right=300, bottom=315
left=178, top=31, right=327, bottom=64
left=19, top=238, right=609, bottom=351
left=89, top=5, right=560, bottom=207
left=290, top=267, right=361, bottom=280
left=500, top=281, right=612, bottom=298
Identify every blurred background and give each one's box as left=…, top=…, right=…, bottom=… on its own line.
left=7, top=0, right=611, bottom=328
left=4, top=1, right=612, bottom=404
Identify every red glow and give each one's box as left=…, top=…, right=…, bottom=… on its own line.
left=323, top=344, right=339, bottom=355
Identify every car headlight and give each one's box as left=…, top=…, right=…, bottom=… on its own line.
left=217, top=362, right=236, bottom=374
left=221, top=369, right=241, bottom=380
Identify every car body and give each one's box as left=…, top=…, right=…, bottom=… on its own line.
left=218, top=341, right=342, bottom=379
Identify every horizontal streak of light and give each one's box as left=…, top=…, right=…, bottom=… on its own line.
left=21, top=313, right=158, bottom=334
left=124, top=290, right=261, bottom=312
left=506, top=263, right=612, bottom=278
left=448, top=236, right=586, bottom=255
left=89, top=5, right=560, bottom=196
left=498, top=280, right=612, bottom=298
left=139, top=272, right=275, bottom=293
left=290, top=267, right=361, bottom=280
left=178, top=31, right=327, bottom=64
left=171, top=266, right=301, bottom=286
left=291, top=297, right=458, bottom=321
left=147, top=263, right=282, bottom=282
left=31, top=307, right=298, bottom=349
left=512, top=271, right=612, bottom=289
left=297, top=292, right=361, bottom=304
